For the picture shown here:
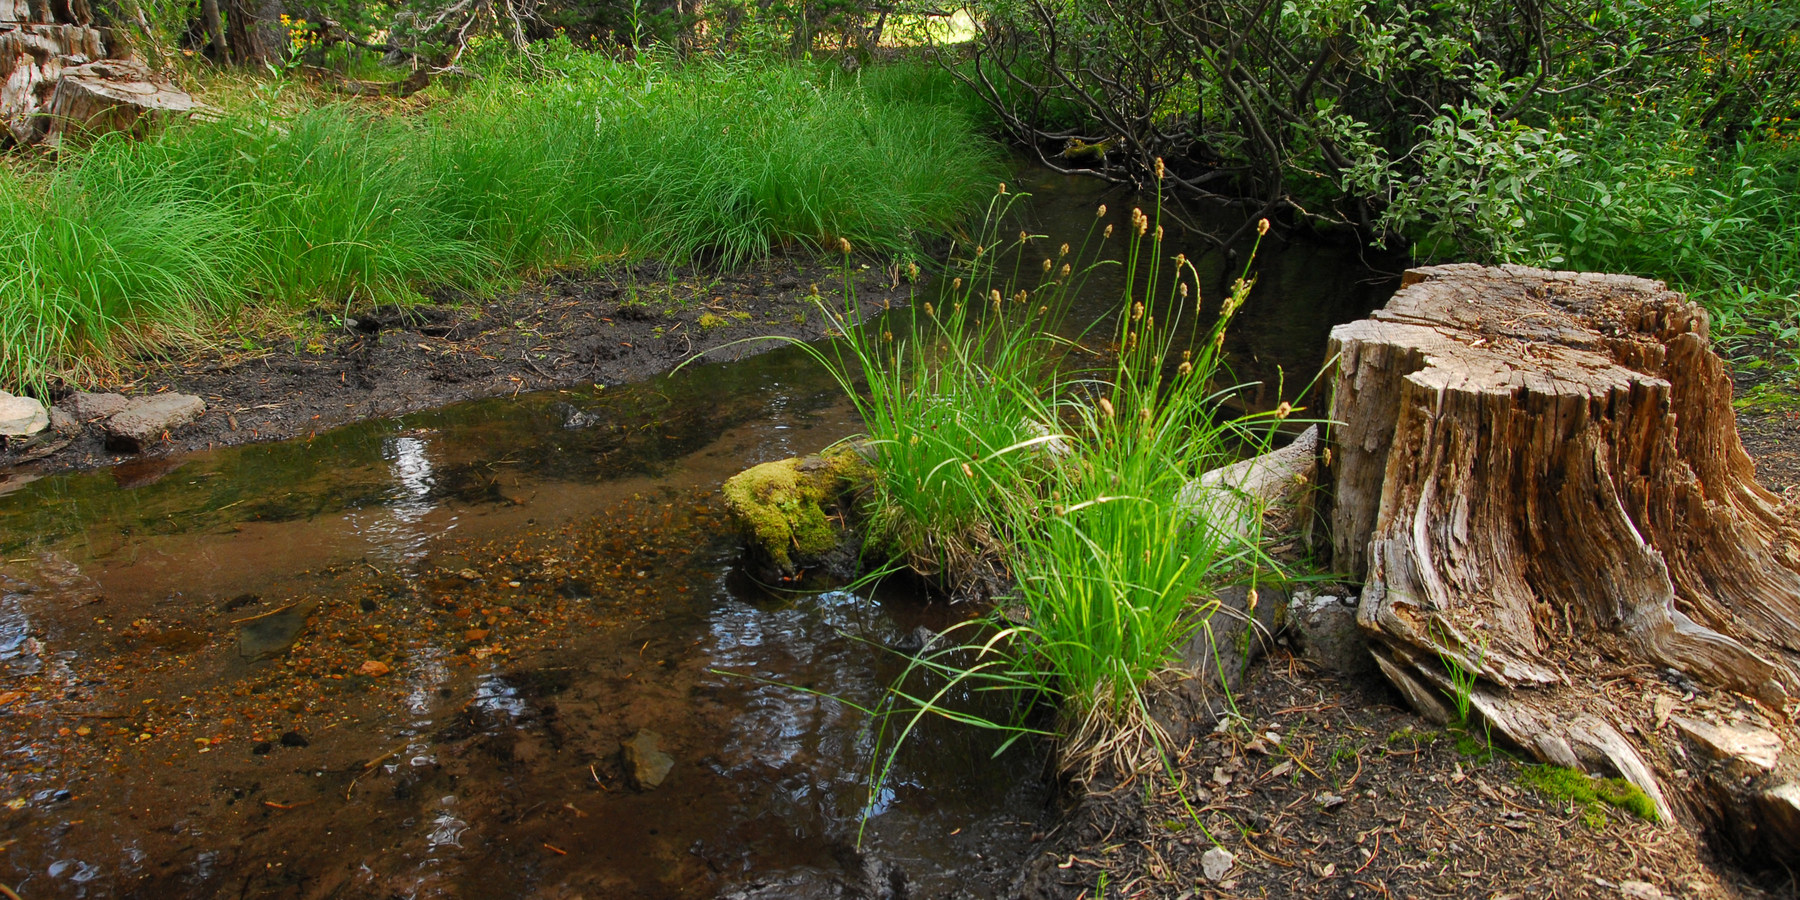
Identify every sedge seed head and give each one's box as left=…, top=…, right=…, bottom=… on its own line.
left=1104, top=224, right=1114, bottom=239
left=1098, top=397, right=1116, bottom=418
left=1155, top=225, right=1163, bottom=242
left=1059, top=243, right=1070, bottom=258
left=1155, top=157, right=1166, bottom=179
left=1257, top=218, right=1271, bottom=236
left=1275, top=401, right=1293, bottom=420
left=991, top=289, right=1002, bottom=305
left=1178, top=361, right=1193, bottom=375
left=998, top=182, right=1007, bottom=194
left=1059, top=263, right=1071, bottom=278
left=839, top=237, right=852, bottom=255
left=1043, top=258, right=1052, bottom=273
left=1132, top=302, right=1144, bottom=322
left=1097, top=204, right=1107, bottom=218
left=952, top=277, right=962, bottom=291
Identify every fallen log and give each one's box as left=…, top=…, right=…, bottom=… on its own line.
left=1323, top=263, right=1800, bottom=863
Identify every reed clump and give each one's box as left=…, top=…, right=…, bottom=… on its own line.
left=0, top=52, right=998, bottom=392
left=802, top=182, right=1292, bottom=788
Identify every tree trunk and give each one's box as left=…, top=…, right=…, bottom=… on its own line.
left=1324, top=264, right=1800, bottom=864
left=222, top=0, right=266, bottom=65
left=199, top=0, right=225, bottom=61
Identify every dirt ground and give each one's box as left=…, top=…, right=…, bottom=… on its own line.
left=0, top=254, right=911, bottom=474
left=1011, top=663, right=1796, bottom=900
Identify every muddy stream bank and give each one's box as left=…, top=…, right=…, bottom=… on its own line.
left=0, top=172, right=1403, bottom=899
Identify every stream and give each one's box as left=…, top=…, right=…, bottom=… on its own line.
left=0, top=171, right=1400, bottom=899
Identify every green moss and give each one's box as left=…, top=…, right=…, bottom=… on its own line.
left=721, top=445, right=873, bottom=572
left=1519, top=764, right=1659, bottom=826
left=697, top=313, right=727, bottom=330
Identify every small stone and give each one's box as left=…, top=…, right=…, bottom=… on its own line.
left=1201, top=846, right=1235, bottom=881
left=62, top=391, right=131, bottom=422
left=252, top=741, right=273, bottom=755
left=465, top=628, right=489, bottom=642
left=1619, top=881, right=1668, bottom=900
left=621, top=729, right=675, bottom=790
left=278, top=731, right=309, bottom=748
left=0, top=395, right=49, bottom=437
left=103, top=393, right=206, bottom=452
left=357, top=660, right=391, bottom=677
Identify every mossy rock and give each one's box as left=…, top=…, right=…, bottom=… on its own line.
left=721, top=444, right=874, bottom=577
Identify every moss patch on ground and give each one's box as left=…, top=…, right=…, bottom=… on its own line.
left=1519, top=763, right=1660, bottom=827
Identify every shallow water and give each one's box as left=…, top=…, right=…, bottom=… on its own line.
left=0, top=174, right=1398, bottom=899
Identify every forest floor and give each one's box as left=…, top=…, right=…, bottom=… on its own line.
left=0, top=252, right=908, bottom=476
left=1012, top=663, right=1796, bottom=900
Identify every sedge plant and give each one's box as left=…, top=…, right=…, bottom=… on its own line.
left=799, top=172, right=1296, bottom=826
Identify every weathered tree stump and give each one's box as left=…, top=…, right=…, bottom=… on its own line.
left=1324, top=264, right=1800, bottom=862
left=41, top=58, right=197, bottom=145
left=1, top=0, right=196, bottom=147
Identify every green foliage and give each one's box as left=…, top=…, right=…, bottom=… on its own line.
left=0, top=54, right=998, bottom=391
left=953, top=0, right=1800, bottom=393
left=796, top=187, right=1291, bottom=785
left=1520, top=763, right=1660, bottom=827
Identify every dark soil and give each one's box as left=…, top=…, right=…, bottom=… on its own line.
left=0, top=253, right=909, bottom=474
left=1012, top=663, right=1793, bottom=900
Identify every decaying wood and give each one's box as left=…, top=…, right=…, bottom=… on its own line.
left=40, top=58, right=197, bottom=145
left=1324, top=263, right=1800, bottom=863
left=2, top=0, right=196, bottom=147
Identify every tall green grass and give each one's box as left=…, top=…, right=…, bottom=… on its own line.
left=802, top=185, right=1289, bottom=786
left=0, top=52, right=999, bottom=391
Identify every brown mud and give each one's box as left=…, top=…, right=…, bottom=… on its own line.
left=1, top=253, right=909, bottom=475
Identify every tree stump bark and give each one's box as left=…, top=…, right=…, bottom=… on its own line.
left=41, top=58, right=197, bottom=145
left=2, top=0, right=196, bottom=148
left=1324, top=264, right=1800, bottom=862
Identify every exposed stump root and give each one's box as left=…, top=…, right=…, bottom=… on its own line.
left=1324, top=263, right=1800, bottom=863
left=721, top=443, right=873, bottom=584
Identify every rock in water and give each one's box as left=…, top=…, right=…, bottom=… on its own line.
left=1200, top=846, right=1235, bottom=881
left=0, top=395, right=49, bottom=437
left=621, top=729, right=675, bottom=790
left=104, top=394, right=205, bottom=452
left=721, top=444, right=873, bottom=579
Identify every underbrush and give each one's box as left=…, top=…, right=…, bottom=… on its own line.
left=1508, top=116, right=1800, bottom=406
left=0, top=52, right=998, bottom=392
left=802, top=184, right=1291, bottom=793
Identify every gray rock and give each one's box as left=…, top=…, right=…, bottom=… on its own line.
left=0, top=395, right=49, bottom=437
left=62, top=391, right=131, bottom=422
left=621, top=729, right=674, bottom=790
left=48, top=407, right=78, bottom=435
left=238, top=603, right=312, bottom=660
left=103, top=394, right=206, bottom=452
left=1200, top=846, right=1235, bottom=881
left=1287, top=590, right=1374, bottom=676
